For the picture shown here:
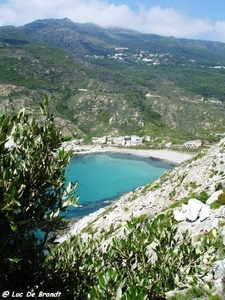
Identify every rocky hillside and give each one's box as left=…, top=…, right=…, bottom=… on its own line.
left=59, top=139, right=225, bottom=295
left=0, top=19, right=225, bottom=142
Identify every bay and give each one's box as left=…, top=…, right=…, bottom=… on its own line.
left=65, top=152, right=175, bottom=218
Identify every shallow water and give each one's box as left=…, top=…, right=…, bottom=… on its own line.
left=65, top=153, right=174, bottom=218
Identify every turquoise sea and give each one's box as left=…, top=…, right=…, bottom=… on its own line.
left=65, top=153, right=175, bottom=218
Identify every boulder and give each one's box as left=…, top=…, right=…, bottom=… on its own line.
left=185, top=198, right=204, bottom=222
left=181, top=203, right=188, bottom=212
left=206, top=190, right=224, bottom=205
left=199, top=204, right=211, bottom=221
left=173, top=209, right=185, bottom=222
left=212, top=218, right=219, bottom=229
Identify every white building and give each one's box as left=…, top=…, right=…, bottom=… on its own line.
left=111, top=136, right=126, bottom=146
left=184, top=140, right=202, bottom=148
left=130, top=135, right=143, bottom=146
left=92, top=136, right=107, bottom=144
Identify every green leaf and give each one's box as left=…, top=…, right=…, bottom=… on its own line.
left=10, top=224, right=17, bottom=232
left=126, top=220, right=133, bottom=230
left=98, top=274, right=106, bottom=290
left=9, top=258, right=23, bottom=263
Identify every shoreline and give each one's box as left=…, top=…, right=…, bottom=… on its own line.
left=57, top=145, right=196, bottom=242
left=64, top=144, right=195, bottom=164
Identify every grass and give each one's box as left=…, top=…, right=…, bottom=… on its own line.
left=192, top=151, right=207, bottom=161
left=168, top=285, right=223, bottom=300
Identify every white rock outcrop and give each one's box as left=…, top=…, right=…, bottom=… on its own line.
left=173, top=199, right=212, bottom=223
left=185, top=198, right=204, bottom=222
left=173, top=209, right=185, bottom=222
left=206, top=190, right=223, bottom=205
left=199, top=204, right=211, bottom=221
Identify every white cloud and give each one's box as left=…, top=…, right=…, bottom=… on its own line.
left=0, top=0, right=224, bottom=42
left=135, top=6, right=214, bottom=38
left=62, top=1, right=135, bottom=28
left=214, top=21, right=225, bottom=43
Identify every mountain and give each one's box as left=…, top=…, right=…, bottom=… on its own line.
left=0, top=18, right=225, bottom=142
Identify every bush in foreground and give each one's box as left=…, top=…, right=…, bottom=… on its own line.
left=0, top=96, right=78, bottom=291
left=44, top=212, right=217, bottom=299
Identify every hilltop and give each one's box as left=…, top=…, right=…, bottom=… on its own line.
left=0, top=18, right=225, bottom=143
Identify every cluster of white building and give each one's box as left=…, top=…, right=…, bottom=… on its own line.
left=62, top=137, right=203, bottom=150
left=85, top=47, right=173, bottom=66
left=91, top=137, right=203, bottom=148
left=92, top=135, right=143, bottom=147
left=184, top=140, right=202, bottom=148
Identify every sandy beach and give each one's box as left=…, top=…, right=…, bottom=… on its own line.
left=57, top=144, right=196, bottom=242
left=68, top=145, right=194, bottom=164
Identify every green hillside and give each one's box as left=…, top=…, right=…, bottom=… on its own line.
left=0, top=18, right=225, bottom=142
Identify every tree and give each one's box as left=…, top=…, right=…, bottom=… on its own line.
left=0, top=95, right=78, bottom=291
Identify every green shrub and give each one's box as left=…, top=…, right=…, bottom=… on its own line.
left=0, top=96, right=78, bottom=291
left=168, top=285, right=222, bottom=300
left=181, top=191, right=209, bottom=205
left=193, top=151, right=206, bottom=161
left=196, top=191, right=209, bottom=203
left=218, top=192, right=225, bottom=205
left=44, top=211, right=216, bottom=299
left=42, top=234, right=101, bottom=299
left=88, top=212, right=215, bottom=299
left=211, top=192, right=225, bottom=209
left=62, top=135, right=73, bottom=141
left=210, top=201, right=222, bottom=209
left=169, top=201, right=181, bottom=209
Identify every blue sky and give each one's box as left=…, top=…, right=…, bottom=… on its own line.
left=0, top=0, right=225, bottom=42
left=111, top=0, right=225, bottom=21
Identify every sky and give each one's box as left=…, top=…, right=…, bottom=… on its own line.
left=0, top=0, right=225, bottom=42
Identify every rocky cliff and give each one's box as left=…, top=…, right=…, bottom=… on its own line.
left=61, top=140, right=224, bottom=236
left=59, top=139, right=225, bottom=295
